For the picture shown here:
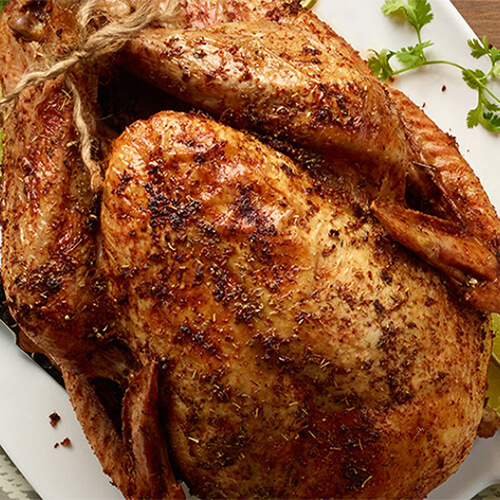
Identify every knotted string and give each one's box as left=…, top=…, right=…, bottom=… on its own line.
left=0, top=0, right=176, bottom=191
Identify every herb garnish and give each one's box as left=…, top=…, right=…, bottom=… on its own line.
left=300, top=0, right=318, bottom=9
left=368, top=0, right=500, bottom=133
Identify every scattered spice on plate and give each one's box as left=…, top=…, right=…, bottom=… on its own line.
left=49, top=411, right=61, bottom=428
left=60, top=437, right=71, bottom=447
left=54, top=437, right=72, bottom=449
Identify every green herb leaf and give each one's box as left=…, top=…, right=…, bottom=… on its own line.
left=489, top=47, right=500, bottom=64
left=480, top=111, right=500, bottom=133
left=367, top=49, right=395, bottom=81
left=467, top=105, right=483, bottom=129
left=300, top=0, right=318, bottom=9
left=466, top=94, right=500, bottom=132
left=0, top=0, right=9, bottom=12
left=382, top=0, right=433, bottom=33
left=482, top=99, right=500, bottom=113
left=371, top=0, right=500, bottom=133
left=468, top=37, right=491, bottom=59
left=462, top=68, right=487, bottom=90
left=395, top=40, right=433, bottom=67
left=468, top=37, right=500, bottom=65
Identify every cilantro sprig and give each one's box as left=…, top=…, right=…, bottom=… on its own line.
left=383, top=0, right=433, bottom=41
left=368, top=0, right=500, bottom=133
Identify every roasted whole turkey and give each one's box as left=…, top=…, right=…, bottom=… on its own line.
left=0, top=0, right=499, bottom=498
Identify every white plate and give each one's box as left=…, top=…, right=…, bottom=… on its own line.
left=1, top=0, right=499, bottom=498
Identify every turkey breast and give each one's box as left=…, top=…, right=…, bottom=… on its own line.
left=101, top=110, right=490, bottom=498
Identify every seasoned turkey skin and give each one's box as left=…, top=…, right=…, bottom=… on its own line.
left=103, top=0, right=279, bottom=28
left=124, top=4, right=500, bottom=308
left=102, top=111, right=489, bottom=499
left=125, top=13, right=409, bottom=199
left=0, top=0, right=497, bottom=498
left=0, top=0, right=104, bottom=364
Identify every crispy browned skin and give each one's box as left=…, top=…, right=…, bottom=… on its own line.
left=101, top=110, right=490, bottom=499
left=383, top=88, right=500, bottom=310
left=0, top=2, right=150, bottom=496
left=123, top=4, right=500, bottom=310
left=0, top=0, right=497, bottom=499
left=0, top=0, right=103, bottom=363
left=100, top=0, right=278, bottom=29
left=124, top=11, right=409, bottom=199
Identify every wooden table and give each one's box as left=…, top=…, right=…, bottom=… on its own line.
left=451, top=0, right=500, bottom=48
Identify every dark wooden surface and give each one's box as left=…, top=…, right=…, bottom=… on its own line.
left=451, top=0, right=500, bottom=48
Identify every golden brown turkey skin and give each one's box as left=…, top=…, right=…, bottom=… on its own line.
left=102, top=0, right=278, bottom=28
left=385, top=88, right=500, bottom=310
left=0, top=2, right=150, bottom=493
left=0, top=0, right=105, bottom=364
left=102, top=110, right=490, bottom=499
left=0, top=0, right=497, bottom=498
left=124, top=12, right=409, bottom=199
left=122, top=2, right=500, bottom=310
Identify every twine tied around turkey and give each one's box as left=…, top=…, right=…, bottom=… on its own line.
left=0, top=0, right=178, bottom=192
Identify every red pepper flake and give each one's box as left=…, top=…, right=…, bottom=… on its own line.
left=441, top=85, right=447, bottom=92
left=49, top=412, right=61, bottom=428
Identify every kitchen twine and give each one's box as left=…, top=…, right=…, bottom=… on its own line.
left=0, top=0, right=177, bottom=192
